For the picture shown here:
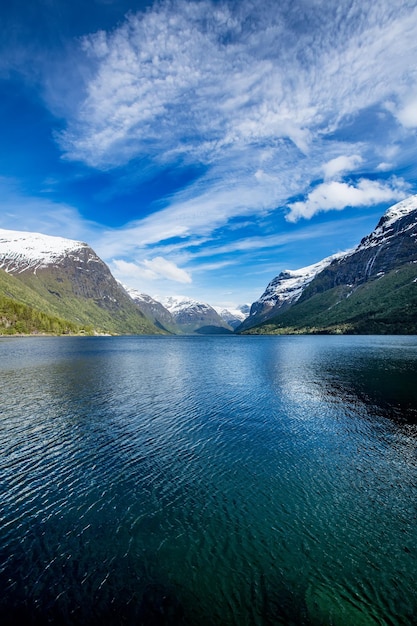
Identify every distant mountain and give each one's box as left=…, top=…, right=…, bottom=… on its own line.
left=162, top=296, right=233, bottom=334
left=0, top=229, right=161, bottom=335
left=240, top=195, right=417, bottom=335
left=124, top=290, right=248, bottom=333
left=237, top=253, right=344, bottom=332
left=214, top=304, right=250, bottom=329
left=124, top=287, right=178, bottom=333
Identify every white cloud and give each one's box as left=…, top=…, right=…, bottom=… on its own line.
left=376, top=162, right=392, bottom=172
left=323, top=155, right=363, bottom=180
left=111, top=256, right=192, bottom=284
left=45, top=0, right=417, bottom=257
left=286, top=178, right=409, bottom=222
left=111, top=259, right=148, bottom=279
left=394, top=97, right=417, bottom=129
left=142, top=257, right=192, bottom=283
left=14, top=0, right=414, bottom=304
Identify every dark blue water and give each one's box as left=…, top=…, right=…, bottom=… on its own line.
left=1, top=335, right=416, bottom=625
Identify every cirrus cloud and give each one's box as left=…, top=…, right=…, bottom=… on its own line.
left=51, top=0, right=417, bottom=264
left=59, top=0, right=417, bottom=174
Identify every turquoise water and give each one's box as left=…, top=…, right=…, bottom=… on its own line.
left=0, top=335, right=416, bottom=625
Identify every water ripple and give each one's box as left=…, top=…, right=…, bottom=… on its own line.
left=1, top=336, right=417, bottom=624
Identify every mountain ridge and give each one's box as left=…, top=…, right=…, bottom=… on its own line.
left=240, top=195, right=417, bottom=335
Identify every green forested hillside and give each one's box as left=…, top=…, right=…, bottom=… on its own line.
left=0, top=267, right=159, bottom=335
left=14, top=271, right=154, bottom=334
left=0, top=270, right=92, bottom=335
left=242, top=264, right=417, bottom=335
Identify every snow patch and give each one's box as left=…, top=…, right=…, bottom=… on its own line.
left=256, top=252, right=346, bottom=309
left=123, top=285, right=154, bottom=304
left=382, top=194, right=417, bottom=226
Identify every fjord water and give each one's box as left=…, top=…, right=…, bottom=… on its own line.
left=1, top=336, right=416, bottom=625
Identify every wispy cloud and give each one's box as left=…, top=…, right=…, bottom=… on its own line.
left=92, top=172, right=284, bottom=258
left=5, top=0, right=417, bottom=304
left=54, top=0, right=417, bottom=240
left=60, top=0, right=417, bottom=166
left=0, top=177, right=98, bottom=242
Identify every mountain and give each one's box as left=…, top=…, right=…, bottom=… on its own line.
left=123, top=287, right=179, bottom=333
left=237, top=253, right=344, bottom=332
left=214, top=305, right=250, bottom=329
left=162, top=296, right=234, bottom=334
left=240, top=195, right=417, bottom=335
left=0, top=229, right=161, bottom=335
left=125, top=290, right=248, bottom=333
left=298, top=195, right=417, bottom=298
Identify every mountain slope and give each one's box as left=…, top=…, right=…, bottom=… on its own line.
left=245, top=264, right=417, bottom=335
left=0, top=229, right=161, bottom=335
left=241, top=195, right=417, bottom=335
left=298, top=195, right=417, bottom=302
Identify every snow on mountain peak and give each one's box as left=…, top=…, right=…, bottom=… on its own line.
left=162, top=295, right=212, bottom=313
left=0, top=228, right=88, bottom=274
left=356, top=194, right=417, bottom=252
left=213, top=305, right=249, bottom=322
left=382, top=194, right=417, bottom=226
left=123, top=285, right=153, bottom=303
left=257, top=252, right=346, bottom=308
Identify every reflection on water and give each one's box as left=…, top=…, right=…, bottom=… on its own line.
left=0, top=335, right=416, bottom=625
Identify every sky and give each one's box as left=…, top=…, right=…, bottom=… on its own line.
left=1, top=0, right=417, bottom=308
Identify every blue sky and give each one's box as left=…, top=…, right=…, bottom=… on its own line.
left=1, top=0, right=417, bottom=308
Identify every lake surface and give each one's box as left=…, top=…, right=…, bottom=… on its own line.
left=0, top=335, right=416, bottom=625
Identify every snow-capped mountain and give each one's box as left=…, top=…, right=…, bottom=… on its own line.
left=0, top=228, right=160, bottom=335
left=124, top=290, right=248, bottom=333
left=300, top=194, right=417, bottom=299
left=2, top=194, right=417, bottom=336
left=238, top=253, right=345, bottom=331
left=162, top=296, right=233, bottom=333
left=0, top=229, right=91, bottom=274
left=214, top=304, right=250, bottom=329
left=240, top=195, right=417, bottom=334
left=358, top=194, right=417, bottom=249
